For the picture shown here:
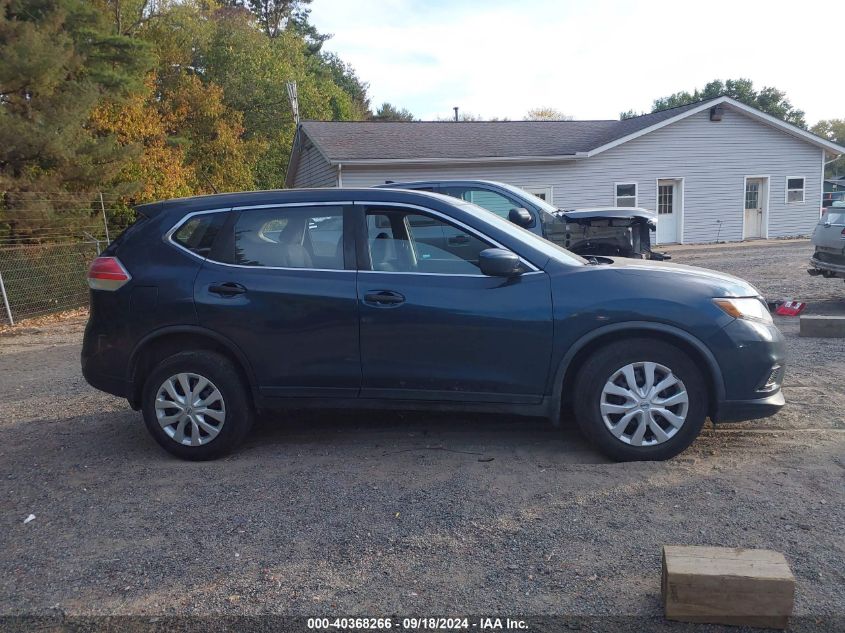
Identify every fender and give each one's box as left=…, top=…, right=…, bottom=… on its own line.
left=128, top=324, right=259, bottom=397
left=550, top=320, right=726, bottom=407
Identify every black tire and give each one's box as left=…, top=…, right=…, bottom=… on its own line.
left=141, top=351, right=253, bottom=460
left=573, top=338, right=708, bottom=461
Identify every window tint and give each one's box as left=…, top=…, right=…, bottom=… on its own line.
left=232, top=206, right=345, bottom=269
left=366, top=209, right=493, bottom=275
left=172, top=212, right=226, bottom=257
left=440, top=186, right=522, bottom=219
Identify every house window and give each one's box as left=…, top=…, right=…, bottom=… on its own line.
left=615, top=183, right=637, bottom=207
left=786, top=177, right=805, bottom=204
left=520, top=186, right=554, bottom=203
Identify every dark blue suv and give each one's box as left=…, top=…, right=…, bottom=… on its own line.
left=82, top=188, right=785, bottom=461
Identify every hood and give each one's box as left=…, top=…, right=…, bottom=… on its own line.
left=603, top=257, right=762, bottom=298
left=557, top=207, right=658, bottom=222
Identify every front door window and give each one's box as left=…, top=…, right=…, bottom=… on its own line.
left=366, top=209, right=491, bottom=274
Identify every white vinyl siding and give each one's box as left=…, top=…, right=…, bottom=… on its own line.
left=549, top=109, right=822, bottom=242
left=292, top=142, right=337, bottom=188
left=307, top=107, right=824, bottom=243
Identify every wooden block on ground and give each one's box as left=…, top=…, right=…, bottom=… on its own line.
left=662, top=545, right=795, bottom=629
left=800, top=314, right=845, bottom=338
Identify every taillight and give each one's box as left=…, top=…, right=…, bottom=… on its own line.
left=87, top=256, right=131, bottom=291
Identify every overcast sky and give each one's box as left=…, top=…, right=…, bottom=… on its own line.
left=309, top=0, right=837, bottom=125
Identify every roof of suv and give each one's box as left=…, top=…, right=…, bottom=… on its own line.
left=134, top=187, right=452, bottom=217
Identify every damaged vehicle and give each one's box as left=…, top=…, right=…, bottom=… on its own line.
left=377, top=179, right=669, bottom=260
left=808, top=201, right=845, bottom=282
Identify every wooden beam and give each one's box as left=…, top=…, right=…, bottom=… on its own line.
left=662, top=545, right=795, bottom=629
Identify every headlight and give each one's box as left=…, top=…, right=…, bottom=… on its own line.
left=713, top=297, right=773, bottom=324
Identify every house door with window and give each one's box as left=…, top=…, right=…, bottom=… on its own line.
left=656, top=179, right=681, bottom=244
left=744, top=177, right=767, bottom=239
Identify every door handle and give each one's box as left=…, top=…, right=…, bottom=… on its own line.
left=208, top=282, right=246, bottom=296
left=364, top=290, right=405, bottom=306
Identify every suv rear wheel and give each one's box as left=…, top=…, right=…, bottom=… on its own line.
left=141, top=351, right=253, bottom=460
left=573, top=339, right=708, bottom=461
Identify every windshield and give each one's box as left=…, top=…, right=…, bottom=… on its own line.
left=493, top=182, right=561, bottom=214
left=453, top=200, right=586, bottom=266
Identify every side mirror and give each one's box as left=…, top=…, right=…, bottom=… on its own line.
left=508, top=207, right=534, bottom=228
left=479, top=248, right=523, bottom=277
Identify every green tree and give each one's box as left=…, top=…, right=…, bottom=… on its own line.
left=319, top=52, right=370, bottom=116
left=371, top=102, right=415, bottom=121
left=812, top=119, right=845, bottom=179
left=0, top=0, right=153, bottom=242
left=221, top=0, right=323, bottom=44
left=619, top=109, right=644, bottom=120
left=650, top=78, right=806, bottom=128
left=202, top=12, right=363, bottom=187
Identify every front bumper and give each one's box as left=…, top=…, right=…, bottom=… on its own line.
left=705, top=316, right=786, bottom=423
left=715, top=390, right=785, bottom=423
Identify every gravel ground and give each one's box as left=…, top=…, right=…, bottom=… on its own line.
left=1, top=239, right=843, bottom=630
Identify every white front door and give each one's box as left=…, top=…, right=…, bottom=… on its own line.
left=656, top=179, right=680, bottom=244
left=743, top=178, right=766, bottom=239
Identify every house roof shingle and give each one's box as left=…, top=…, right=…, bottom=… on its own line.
left=300, top=101, right=707, bottom=162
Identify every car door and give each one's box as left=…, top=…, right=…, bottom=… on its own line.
left=192, top=203, right=361, bottom=398
left=355, top=203, right=553, bottom=403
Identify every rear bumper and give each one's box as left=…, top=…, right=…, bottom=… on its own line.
left=714, top=390, right=785, bottom=423
left=81, top=359, right=129, bottom=400
left=809, top=255, right=845, bottom=279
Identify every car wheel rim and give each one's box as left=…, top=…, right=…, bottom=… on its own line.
left=155, top=372, right=226, bottom=447
left=600, top=361, right=689, bottom=447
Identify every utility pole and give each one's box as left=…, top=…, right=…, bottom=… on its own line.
left=453, top=106, right=459, bottom=122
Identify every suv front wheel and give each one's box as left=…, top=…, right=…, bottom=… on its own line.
left=573, top=339, right=708, bottom=461
left=141, top=351, right=254, bottom=460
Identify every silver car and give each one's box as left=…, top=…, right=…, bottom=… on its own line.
left=808, top=201, right=845, bottom=282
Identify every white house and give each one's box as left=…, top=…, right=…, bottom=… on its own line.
left=286, top=96, right=845, bottom=245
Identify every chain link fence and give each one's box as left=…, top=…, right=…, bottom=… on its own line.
left=0, top=241, right=107, bottom=325
left=0, top=192, right=124, bottom=326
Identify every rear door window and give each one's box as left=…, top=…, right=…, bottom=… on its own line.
left=228, top=206, right=346, bottom=269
